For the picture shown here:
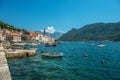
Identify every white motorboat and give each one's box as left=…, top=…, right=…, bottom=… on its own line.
left=41, top=52, right=63, bottom=58
left=97, top=44, right=105, bottom=48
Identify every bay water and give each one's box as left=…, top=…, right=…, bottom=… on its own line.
left=8, top=42, right=120, bottom=80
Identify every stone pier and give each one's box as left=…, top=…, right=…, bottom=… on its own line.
left=0, top=51, right=12, bottom=80
left=5, top=49, right=36, bottom=59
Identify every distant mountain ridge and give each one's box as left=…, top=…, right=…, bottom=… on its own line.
left=36, top=31, right=64, bottom=39
left=50, top=31, right=64, bottom=39
left=59, top=22, right=120, bottom=41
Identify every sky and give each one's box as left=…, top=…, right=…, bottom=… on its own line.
left=0, top=0, right=120, bottom=32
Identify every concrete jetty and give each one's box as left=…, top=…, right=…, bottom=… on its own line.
left=0, top=51, right=12, bottom=80
left=5, top=49, right=36, bottom=59
left=0, top=48, right=36, bottom=79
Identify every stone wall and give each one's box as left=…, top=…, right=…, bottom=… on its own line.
left=0, top=51, right=12, bottom=80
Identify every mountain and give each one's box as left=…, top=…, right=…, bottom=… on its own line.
left=36, top=31, right=64, bottom=39
left=49, top=31, right=64, bottom=39
left=59, top=22, right=120, bottom=41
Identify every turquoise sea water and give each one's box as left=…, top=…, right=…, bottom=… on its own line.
left=8, top=42, right=120, bottom=80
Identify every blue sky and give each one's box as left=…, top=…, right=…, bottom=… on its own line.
left=0, top=0, right=120, bottom=32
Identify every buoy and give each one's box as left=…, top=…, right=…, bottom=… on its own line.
left=84, top=54, right=88, bottom=57
left=101, top=59, right=104, bottom=64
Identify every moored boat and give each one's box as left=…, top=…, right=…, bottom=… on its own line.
left=45, top=42, right=57, bottom=47
left=41, top=52, right=63, bottom=58
left=25, top=43, right=38, bottom=46
left=97, top=44, right=105, bottom=48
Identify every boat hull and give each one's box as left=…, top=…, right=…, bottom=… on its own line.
left=45, top=43, right=57, bottom=47
left=97, top=44, right=105, bottom=48
left=41, top=52, right=63, bottom=58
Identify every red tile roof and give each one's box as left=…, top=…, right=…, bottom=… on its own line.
left=7, top=32, right=22, bottom=36
left=29, top=32, right=38, bottom=37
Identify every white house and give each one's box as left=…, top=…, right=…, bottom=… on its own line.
left=28, top=32, right=39, bottom=41
left=40, top=35, right=55, bottom=43
left=7, top=32, right=22, bottom=42
left=0, top=29, right=6, bottom=41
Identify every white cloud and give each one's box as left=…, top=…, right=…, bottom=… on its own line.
left=40, top=26, right=56, bottom=34
left=46, top=26, right=56, bottom=34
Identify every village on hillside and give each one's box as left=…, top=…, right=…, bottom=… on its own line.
left=0, top=28, right=56, bottom=46
left=0, top=21, right=56, bottom=44
left=0, top=27, right=58, bottom=59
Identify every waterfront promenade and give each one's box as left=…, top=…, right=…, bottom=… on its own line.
left=0, top=51, right=12, bottom=80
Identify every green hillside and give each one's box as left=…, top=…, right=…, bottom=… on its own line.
left=0, top=21, right=29, bottom=33
left=0, top=21, right=21, bottom=31
left=59, top=22, right=120, bottom=41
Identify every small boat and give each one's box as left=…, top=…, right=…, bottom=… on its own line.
left=12, top=42, right=25, bottom=46
left=51, top=43, right=57, bottom=46
left=97, top=44, right=105, bottom=48
left=41, top=52, right=63, bottom=58
left=26, top=43, right=38, bottom=46
left=45, top=42, right=57, bottom=47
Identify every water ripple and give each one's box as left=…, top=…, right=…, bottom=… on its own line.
left=8, top=42, right=120, bottom=80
